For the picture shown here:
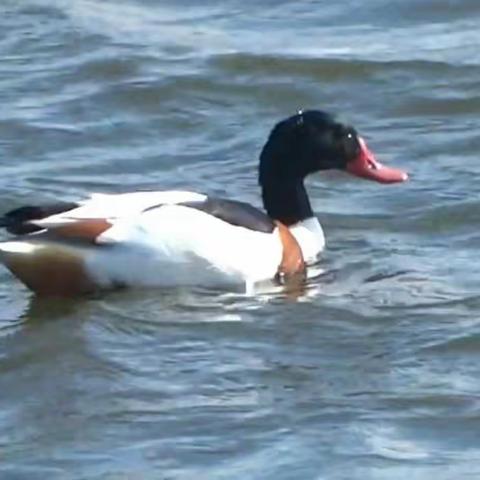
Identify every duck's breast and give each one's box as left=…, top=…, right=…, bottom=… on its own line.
left=289, top=217, right=325, bottom=263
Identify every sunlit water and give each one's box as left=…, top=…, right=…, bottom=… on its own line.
left=1, top=1, right=480, bottom=479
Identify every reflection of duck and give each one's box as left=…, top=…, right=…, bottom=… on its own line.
left=0, top=110, right=407, bottom=295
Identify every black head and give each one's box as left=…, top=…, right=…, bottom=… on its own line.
left=258, top=110, right=408, bottom=225
left=259, top=110, right=361, bottom=185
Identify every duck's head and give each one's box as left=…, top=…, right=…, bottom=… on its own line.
left=259, top=110, right=407, bottom=185
left=259, top=110, right=408, bottom=224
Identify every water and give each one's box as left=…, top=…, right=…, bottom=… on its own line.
left=1, top=1, right=480, bottom=478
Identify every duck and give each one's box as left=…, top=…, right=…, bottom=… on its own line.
left=0, top=110, right=407, bottom=296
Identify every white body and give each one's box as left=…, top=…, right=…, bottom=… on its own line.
left=0, top=191, right=325, bottom=292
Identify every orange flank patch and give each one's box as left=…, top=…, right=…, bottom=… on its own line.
left=48, top=218, right=112, bottom=242
left=0, top=219, right=112, bottom=295
left=275, top=221, right=306, bottom=281
left=2, top=243, right=97, bottom=296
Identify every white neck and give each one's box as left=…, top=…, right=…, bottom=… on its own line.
left=288, top=217, right=325, bottom=263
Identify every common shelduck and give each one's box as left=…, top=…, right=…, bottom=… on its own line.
left=0, top=110, right=407, bottom=295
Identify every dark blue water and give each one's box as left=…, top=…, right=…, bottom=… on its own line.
left=1, top=1, right=480, bottom=478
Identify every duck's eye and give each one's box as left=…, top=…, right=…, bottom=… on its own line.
left=344, top=130, right=359, bottom=147
left=342, top=129, right=361, bottom=160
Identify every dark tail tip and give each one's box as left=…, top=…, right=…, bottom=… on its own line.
left=1, top=202, right=78, bottom=235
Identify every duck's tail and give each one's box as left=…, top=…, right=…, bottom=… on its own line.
left=0, top=202, right=79, bottom=234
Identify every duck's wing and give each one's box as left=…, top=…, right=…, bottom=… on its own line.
left=0, top=191, right=207, bottom=238
left=176, top=197, right=274, bottom=233
left=37, top=194, right=274, bottom=234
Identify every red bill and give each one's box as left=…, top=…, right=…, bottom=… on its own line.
left=346, top=137, right=408, bottom=184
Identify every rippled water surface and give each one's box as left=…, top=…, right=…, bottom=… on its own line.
left=1, top=1, right=480, bottom=479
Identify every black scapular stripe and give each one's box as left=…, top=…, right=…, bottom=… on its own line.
left=180, top=197, right=275, bottom=233
left=0, top=202, right=78, bottom=235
